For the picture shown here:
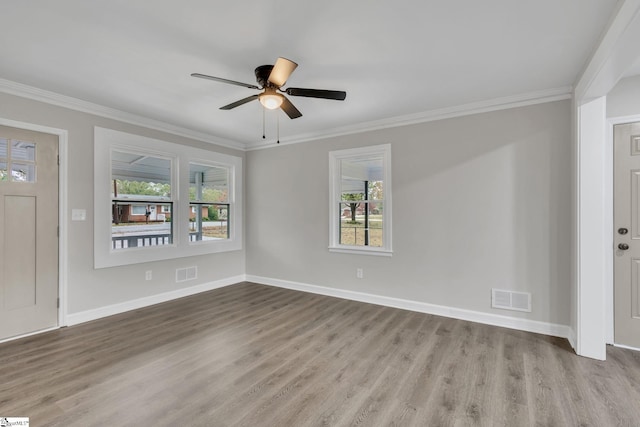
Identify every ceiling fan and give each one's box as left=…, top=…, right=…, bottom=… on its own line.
left=191, top=57, right=346, bottom=119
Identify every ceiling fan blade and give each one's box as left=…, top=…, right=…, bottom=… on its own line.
left=268, top=57, right=298, bottom=87
left=280, top=96, right=302, bottom=119
left=220, top=94, right=259, bottom=110
left=191, top=73, right=260, bottom=90
left=286, top=87, right=347, bottom=100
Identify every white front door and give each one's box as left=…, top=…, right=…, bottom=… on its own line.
left=614, top=121, right=640, bottom=349
left=0, top=125, right=59, bottom=340
left=148, top=205, right=157, bottom=221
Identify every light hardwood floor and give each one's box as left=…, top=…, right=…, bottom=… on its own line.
left=1, top=282, right=639, bottom=426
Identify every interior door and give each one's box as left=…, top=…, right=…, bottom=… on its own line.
left=0, top=125, right=59, bottom=340
left=614, top=121, right=640, bottom=349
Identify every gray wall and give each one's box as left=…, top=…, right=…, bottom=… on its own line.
left=607, top=74, right=640, bottom=118
left=247, top=100, right=572, bottom=325
left=0, top=91, right=246, bottom=314
left=0, top=89, right=572, bottom=326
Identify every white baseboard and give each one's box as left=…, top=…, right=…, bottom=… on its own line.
left=0, top=326, right=60, bottom=345
left=246, top=275, right=573, bottom=341
left=612, top=343, right=640, bottom=353
left=66, top=275, right=244, bottom=326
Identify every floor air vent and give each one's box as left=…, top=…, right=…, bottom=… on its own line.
left=491, top=288, right=531, bottom=312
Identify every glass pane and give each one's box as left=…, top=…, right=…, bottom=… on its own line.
left=339, top=156, right=384, bottom=247
left=0, top=162, right=7, bottom=181
left=0, top=138, right=7, bottom=160
left=11, top=162, right=36, bottom=182
left=339, top=202, right=382, bottom=247
left=112, top=150, right=171, bottom=199
left=131, top=205, right=146, bottom=215
left=188, top=203, right=229, bottom=242
left=368, top=181, right=383, bottom=201
left=11, top=140, right=36, bottom=161
left=340, top=156, right=383, bottom=197
left=111, top=202, right=172, bottom=250
left=189, top=163, right=229, bottom=203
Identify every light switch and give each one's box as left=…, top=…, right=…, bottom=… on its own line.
left=71, top=209, right=87, bottom=221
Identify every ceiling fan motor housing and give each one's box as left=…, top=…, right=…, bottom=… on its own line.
left=255, top=65, right=275, bottom=88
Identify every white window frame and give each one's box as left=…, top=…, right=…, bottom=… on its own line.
left=329, top=143, right=392, bottom=256
left=94, top=127, right=243, bottom=268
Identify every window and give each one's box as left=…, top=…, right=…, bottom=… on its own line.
left=94, top=127, right=243, bottom=268
left=111, top=150, right=173, bottom=250
left=329, top=144, right=392, bottom=256
left=0, top=138, right=37, bottom=182
left=131, top=206, right=147, bottom=216
left=189, top=163, right=230, bottom=242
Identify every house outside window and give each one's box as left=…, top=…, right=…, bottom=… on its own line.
left=329, top=144, right=392, bottom=256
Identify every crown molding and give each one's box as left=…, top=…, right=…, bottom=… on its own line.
left=0, top=78, right=246, bottom=151
left=0, top=77, right=572, bottom=153
left=246, top=86, right=573, bottom=150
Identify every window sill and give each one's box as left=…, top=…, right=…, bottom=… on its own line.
left=328, top=246, right=393, bottom=257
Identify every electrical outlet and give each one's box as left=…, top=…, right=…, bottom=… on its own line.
left=145, top=270, right=152, bottom=281
left=356, top=268, right=363, bottom=279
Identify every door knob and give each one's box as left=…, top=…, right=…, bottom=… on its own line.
left=618, top=243, right=629, bottom=250
left=619, top=228, right=629, bottom=235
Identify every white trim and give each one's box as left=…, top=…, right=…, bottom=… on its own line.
left=567, top=327, right=577, bottom=351
left=574, top=0, right=640, bottom=103
left=247, top=87, right=572, bottom=150
left=66, top=275, right=243, bottom=326
left=0, top=117, right=69, bottom=329
left=329, top=143, right=392, bottom=255
left=0, top=76, right=571, bottom=153
left=0, top=77, right=245, bottom=151
left=606, top=118, right=616, bottom=345
left=94, top=127, right=243, bottom=268
left=0, top=326, right=60, bottom=345
left=575, top=97, right=608, bottom=360
left=613, top=342, right=640, bottom=352
left=246, top=275, right=573, bottom=341
left=328, top=247, right=393, bottom=257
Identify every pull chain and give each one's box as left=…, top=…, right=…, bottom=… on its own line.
left=262, top=108, right=266, bottom=139
left=277, top=112, right=280, bottom=144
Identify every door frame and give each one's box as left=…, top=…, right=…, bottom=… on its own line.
left=0, top=117, right=68, bottom=335
left=607, top=114, right=640, bottom=349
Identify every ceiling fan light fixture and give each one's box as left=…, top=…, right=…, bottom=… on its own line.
left=259, top=92, right=283, bottom=110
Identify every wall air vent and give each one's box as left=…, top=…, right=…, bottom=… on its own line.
left=491, top=288, right=531, bottom=312
left=176, top=266, right=198, bottom=283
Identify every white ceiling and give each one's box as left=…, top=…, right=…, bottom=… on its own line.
left=0, top=1, right=620, bottom=149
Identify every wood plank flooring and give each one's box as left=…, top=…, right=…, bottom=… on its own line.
left=1, top=282, right=639, bottom=426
